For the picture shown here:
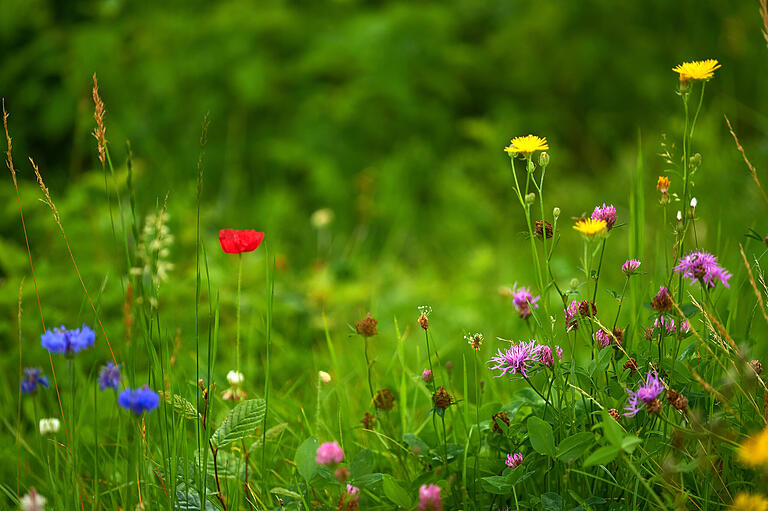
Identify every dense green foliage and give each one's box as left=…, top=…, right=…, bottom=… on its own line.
left=3, top=1, right=768, bottom=509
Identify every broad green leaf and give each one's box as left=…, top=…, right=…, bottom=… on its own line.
left=601, top=410, right=624, bottom=448
left=583, top=445, right=619, bottom=467
left=480, top=476, right=512, bottom=495
left=382, top=475, right=411, bottom=508
left=541, top=492, right=563, bottom=510
left=158, top=391, right=200, bottom=420
left=351, top=473, right=382, bottom=487
left=211, top=399, right=266, bottom=449
left=621, top=435, right=642, bottom=454
left=350, top=449, right=374, bottom=479
left=527, top=416, right=556, bottom=457
left=556, top=432, right=595, bottom=463
left=249, top=422, right=289, bottom=450
left=294, top=437, right=319, bottom=482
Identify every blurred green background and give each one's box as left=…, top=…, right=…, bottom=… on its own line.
left=1, top=0, right=767, bottom=406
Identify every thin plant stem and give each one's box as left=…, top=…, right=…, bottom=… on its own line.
left=235, top=253, right=243, bottom=377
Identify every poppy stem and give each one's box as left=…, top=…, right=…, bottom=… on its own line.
left=236, top=253, right=243, bottom=378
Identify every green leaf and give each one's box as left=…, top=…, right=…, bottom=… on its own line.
left=351, top=473, right=382, bottom=487
left=211, top=399, right=266, bottom=449
left=541, top=492, right=563, bottom=510
left=350, top=449, right=374, bottom=479
left=382, top=475, right=411, bottom=508
left=601, top=410, right=625, bottom=448
left=621, top=435, right=642, bottom=454
left=294, top=437, right=319, bottom=482
left=249, top=422, right=289, bottom=450
left=157, top=391, right=200, bottom=420
left=556, top=432, right=595, bottom=463
left=527, top=416, right=556, bottom=457
left=583, top=445, right=619, bottom=467
left=270, top=487, right=302, bottom=500
left=480, top=476, right=512, bottom=495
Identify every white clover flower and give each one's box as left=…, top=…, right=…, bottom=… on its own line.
left=676, top=210, right=683, bottom=221
left=690, top=197, right=697, bottom=208
left=226, top=370, right=244, bottom=386
left=20, top=488, right=46, bottom=511
left=318, top=371, right=331, bottom=383
left=38, top=418, right=60, bottom=435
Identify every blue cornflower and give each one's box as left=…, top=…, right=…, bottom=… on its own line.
left=20, top=368, right=49, bottom=394
left=41, top=324, right=96, bottom=355
left=98, top=362, right=121, bottom=391
left=118, top=386, right=160, bottom=414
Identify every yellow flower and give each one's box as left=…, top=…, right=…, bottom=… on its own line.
left=731, top=493, right=768, bottom=511
left=572, top=218, right=607, bottom=237
left=672, top=59, right=721, bottom=82
left=738, top=427, right=768, bottom=467
left=504, top=135, right=549, bottom=155
left=656, top=176, right=670, bottom=193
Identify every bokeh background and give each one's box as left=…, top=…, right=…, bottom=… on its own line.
left=1, top=0, right=767, bottom=407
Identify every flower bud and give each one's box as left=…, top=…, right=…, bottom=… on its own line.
left=570, top=278, right=579, bottom=290
left=525, top=192, right=536, bottom=205
left=690, top=153, right=702, bottom=168
left=318, top=371, right=331, bottom=383
left=538, top=151, right=550, bottom=168
left=526, top=158, right=535, bottom=173
left=226, top=370, right=244, bottom=386
left=552, top=207, right=560, bottom=219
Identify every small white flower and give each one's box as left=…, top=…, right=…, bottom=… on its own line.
left=310, top=208, right=334, bottom=229
left=20, top=488, right=46, bottom=511
left=226, top=370, right=244, bottom=386
left=690, top=197, right=697, bottom=208
left=676, top=210, right=683, bottom=221
left=38, top=418, right=60, bottom=435
left=318, top=371, right=331, bottom=383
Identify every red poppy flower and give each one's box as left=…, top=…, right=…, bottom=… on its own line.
left=218, top=229, right=265, bottom=254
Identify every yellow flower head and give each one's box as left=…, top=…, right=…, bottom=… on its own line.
left=572, top=218, right=607, bottom=237
left=738, top=427, right=768, bottom=467
left=672, top=59, right=721, bottom=82
left=657, top=176, right=670, bottom=194
left=504, top=135, right=549, bottom=156
left=731, top=493, right=768, bottom=511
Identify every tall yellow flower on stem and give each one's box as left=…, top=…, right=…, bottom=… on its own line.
left=573, top=218, right=607, bottom=239
left=504, top=135, right=549, bottom=156
left=672, top=59, right=721, bottom=82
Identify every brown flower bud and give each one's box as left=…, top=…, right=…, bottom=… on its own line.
left=334, top=467, right=350, bottom=482
left=651, top=287, right=673, bottom=313
left=418, top=313, right=429, bottom=330
left=645, top=399, right=662, bottom=414
left=492, top=412, right=511, bottom=434
left=432, top=386, right=452, bottom=410
left=373, top=388, right=395, bottom=411
left=579, top=301, right=597, bottom=318
left=534, top=220, right=553, bottom=240
left=611, top=327, right=624, bottom=348
left=608, top=408, right=621, bottom=422
left=355, top=313, right=378, bottom=338
left=666, top=389, right=688, bottom=411
left=752, top=360, right=763, bottom=375
left=361, top=412, right=376, bottom=429
left=623, top=358, right=639, bottom=375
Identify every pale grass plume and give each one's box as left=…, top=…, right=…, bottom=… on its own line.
left=92, top=73, right=107, bottom=167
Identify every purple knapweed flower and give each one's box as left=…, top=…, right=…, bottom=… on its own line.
left=98, top=362, right=121, bottom=391
left=418, top=484, right=442, bottom=511
left=591, top=203, right=617, bottom=230
left=118, top=386, right=160, bottom=414
left=653, top=316, right=676, bottom=335
left=41, top=324, right=96, bottom=355
left=564, top=301, right=580, bottom=332
left=316, top=441, right=344, bottom=465
left=20, top=368, right=49, bottom=394
left=422, top=368, right=433, bottom=383
left=489, top=340, right=540, bottom=378
left=674, top=250, right=732, bottom=288
left=594, top=330, right=611, bottom=349
left=511, top=282, right=540, bottom=319
left=622, top=259, right=641, bottom=276
left=624, top=370, right=665, bottom=417
left=505, top=452, right=523, bottom=469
